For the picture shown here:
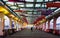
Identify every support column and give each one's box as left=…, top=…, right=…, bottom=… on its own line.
left=14, top=20, right=17, bottom=29
left=41, top=24, right=43, bottom=30
left=46, top=20, right=50, bottom=32
left=44, top=22, right=46, bottom=31
left=53, top=17, right=57, bottom=30
left=18, top=22, right=21, bottom=31
left=17, top=22, right=19, bottom=31
left=14, top=20, right=17, bottom=32
left=0, top=13, right=4, bottom=36
left=48, top=20, right=50, bottom=29
left=16, top=21, right=19, bottom=31
left=42, top=23, right=44, bottom=30
left=53, top=17, right=57, bottom=34
left=9, top=18, right=12, bottom=29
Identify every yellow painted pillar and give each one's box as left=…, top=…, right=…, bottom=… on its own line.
left=48, top=20, right=50, bottom=29
left=0, top=13, right=4, bottom=36
left=14, top=20, right=17, bottom=29
left=9, top=18, right=12, bottom=29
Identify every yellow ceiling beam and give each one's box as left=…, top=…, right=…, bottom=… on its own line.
left=0, top=6, right=10, bottom=15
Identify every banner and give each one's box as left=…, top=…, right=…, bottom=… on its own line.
left=46, top=2, right=60, bottom=7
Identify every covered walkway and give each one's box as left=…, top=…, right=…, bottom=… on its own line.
left=0, top=0, right=60, bottom=38
left=5, top=29, right=60, bottom=38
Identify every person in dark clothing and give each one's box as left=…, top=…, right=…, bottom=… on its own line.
left=31, top=27, right=33, bottom=31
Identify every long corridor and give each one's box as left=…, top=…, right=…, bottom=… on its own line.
left=5, top=29, right=60, bottom=38
left=0, top=0, right=60, bottom=38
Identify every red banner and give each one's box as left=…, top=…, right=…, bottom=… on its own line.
left=9, top=0, right=25, bottom=2
left=46, top=2, right=60, bottom=7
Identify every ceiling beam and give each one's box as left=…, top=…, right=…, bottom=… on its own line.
left=19, top=7, right=46, bottom=9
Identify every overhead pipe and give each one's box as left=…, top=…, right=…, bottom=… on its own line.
left=46, top=8, right=60, bottom=21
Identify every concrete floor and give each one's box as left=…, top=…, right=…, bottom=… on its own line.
left=4, top=29, right=60, bottom=38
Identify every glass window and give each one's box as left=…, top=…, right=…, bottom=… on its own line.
left=45, top=5, right=47, bottom=7
left=6, top=2, right=14, bottom=5
left=10, top=6, right=18, bottom=9
left=33, top=12, right=37, bottom=14
left=17, top=2, right=24, bottom=5
left=42, top=4, right=45, bottom=7
left=18, top=5, right=24, bottom=7
left=45, top=0, right=49, bottom=2
left=25, top=0, right=34, bottom=2
left=27, top=12, right=32, bottom=14
left=37, top=0, right=43, bottom=2
left=49, top=0, right=53, bottom=1
left=38, top=12, right=41, bottom=15
left=3, top=0, right=8, bottom=1
left=35, top=4, right=41, bottom=7
left=20, top=8, right=25, bottom=10
left=34, top=10, right=37, bottom=12
left=26, top=4, right=33, bottom=7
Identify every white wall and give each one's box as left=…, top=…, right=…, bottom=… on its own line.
left=56, top=17, right=60, bottom=30
left=4, top=16, right=10, bottom=29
